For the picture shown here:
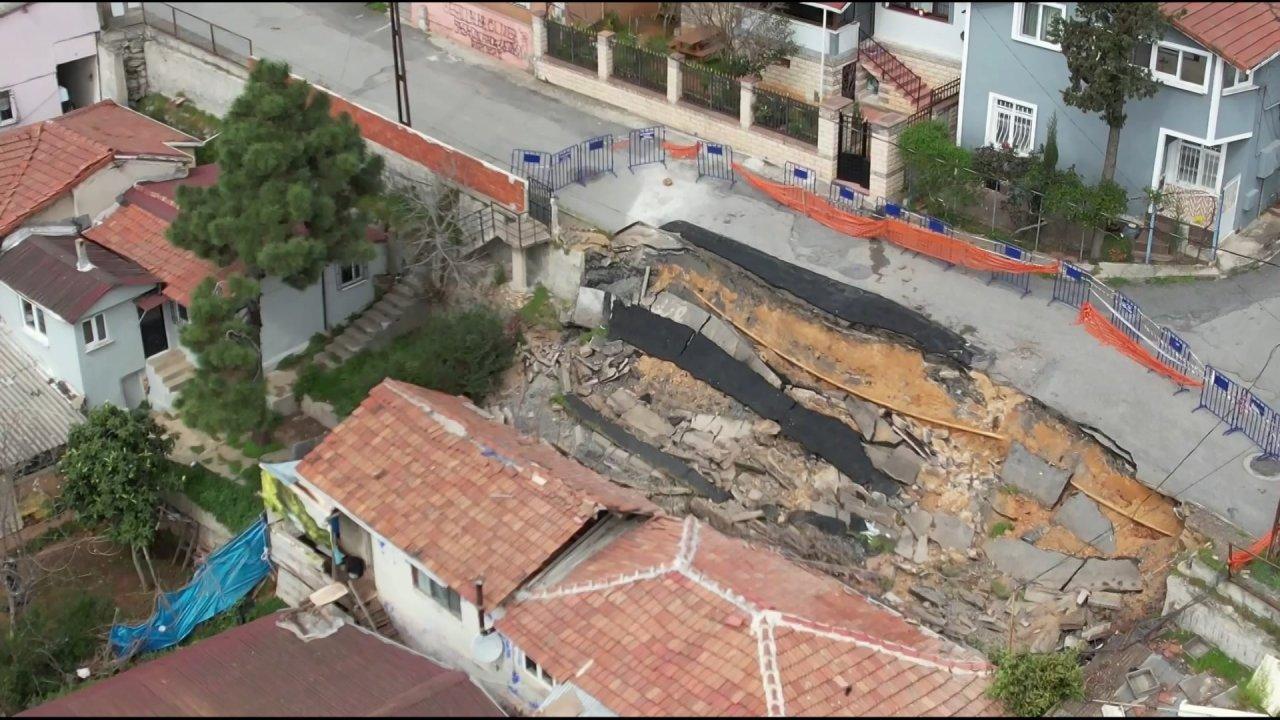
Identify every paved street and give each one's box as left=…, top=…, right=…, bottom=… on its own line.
left=175, top=2, right=1280, bottom=537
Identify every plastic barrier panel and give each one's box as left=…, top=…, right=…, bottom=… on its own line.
left=987, top=243, right=1033, bottom=297
left=628, top=126, right=666, bottom=171
left=578, top=134, right=616, bottom=184
left=784, top=162, right=817, bottom=194
left=697, top=142, right=735, bottom=186
left=1109, top=291, right=1143, bottom=344
left=663, top=140, right=700, bottom=160
left=1078, top=303, right=1203, bottom=388
left=1052, top=263, right=1090, bottom=308
left=1197, top=366, right=1245, bottom=429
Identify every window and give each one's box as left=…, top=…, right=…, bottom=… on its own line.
left=20, top=298, right=47, bottom=339
left=886, top=3, right=951, bottom=22
left=523, top=651, right=557, bottom=686
left=338, top=263, right=366, bottom=289
left=1134, top=41, right=1211, bottom=93
left=81, top=313, right=109, bottom=349
left=170, top=302, right=189, bottom=325
left=985, top=94, right=1037, bottom=155
left=1223, top=65, right=1253, bottom=93
left=1167, top=139, right=1222, bottom=191
left=412, top=566, right=462, bottom=618
left=0, top=90, right=15, bottom=127
left=1013, top=3, right=1064, bottom=49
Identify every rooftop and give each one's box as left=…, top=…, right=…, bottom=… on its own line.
left=0, top=331, right=82, bottom=469
left=295, top=380, right=658, bottom=609
left=1163, top=2, right=1280, bottom=71
left=0, top=234, right=156, bottom=321
left=499, top=515, right=999, bottom=717
left=20, top=612, right=506, bottom=717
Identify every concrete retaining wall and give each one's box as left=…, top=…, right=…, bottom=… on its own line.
left=143, top=29, right=248, bottom=116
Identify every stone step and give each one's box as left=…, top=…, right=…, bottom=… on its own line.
left=387, top=283, right=418, bottom=301
left=382, top=291, right=415, bottom=311
left=167, top=368, right=196, bottom=393
left=328, top=343, right=356, bottom=363
left=161, top=361, right=196, bottom=387
left=314, top=352, right=338, bottom=369
left=335, top=327, right=371, bottom=355
left=151, top=348, right=190, bottom=375
left=354, top=311, right=391, bottom=335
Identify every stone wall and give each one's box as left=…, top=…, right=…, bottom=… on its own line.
left=758, top=49, right=851, bottom=104
left=143, top=29, right=249, bottom=117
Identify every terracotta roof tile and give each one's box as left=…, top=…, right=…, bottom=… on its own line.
left=499, top=516, right=999, bottom=716
left=0, top=234, right=156, bottom=321
left=0, top=122, right=112, bottom=236
left=1163, top=2, right=1280, bottom=70
left=295, top=380, right=658, bottom=608
left=53, top=100, right=196, bottom=159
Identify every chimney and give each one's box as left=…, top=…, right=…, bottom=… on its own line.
left=75, top=237, right=93, bottom=272
left=474, top=578, right=487, bottom=633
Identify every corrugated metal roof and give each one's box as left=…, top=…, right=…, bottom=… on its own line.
left=0, top=329, right=82, bottom=470
left=0, top=235, right=157, bottom=322
left=20, top=613, right=506, bottom=717
left=1163, top=2, right=1280, bottom=71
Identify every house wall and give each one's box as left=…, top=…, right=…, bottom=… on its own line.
left=873, top=3, right=968, bottom=62
left=0, top=2, right=101, bottom=128
left=0, top=285, right=85, bottom=398
left=411, top=3, right=534, bottom=68
left=27, top=194, right=77, bottom=226
left=74, top=286, right=151, bottom=408
left=322, top=246, right=388, bottom=329
left=259, top=276, right=324, bottom=369
left=73, top=158, right=191, bottom=223
left=960, top=3, right=1234, bottom=219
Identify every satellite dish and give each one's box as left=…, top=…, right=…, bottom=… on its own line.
left=471, top=632, right=503, bottom=664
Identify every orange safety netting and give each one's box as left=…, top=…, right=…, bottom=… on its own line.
left=663, top=141, right=700, bottom=160
left=1229, top=531, right=1275, bottom=572
left=734, top=165, right=1058, bottom=276
left=1076, top=303, right=1203, bottom=388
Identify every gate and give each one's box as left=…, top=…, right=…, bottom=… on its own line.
left=578, top=134, right=616, bottom=185
left=837, top=110, right=870, bottom=188
left=784, top=162, right=817, bottom=195
left=1051, top=263, right=1090, bottom=308
left=697, top=142, right=735, bottom=186
left=1108, top=291, right=1143, bottom=344
left=527, top=178, right=553, bottom=226
left=987, top=243, right=1032, bottom=297
left=628, top=126, right=666, bottom=171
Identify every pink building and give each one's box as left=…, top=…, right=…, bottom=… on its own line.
left=0, top=2, right=102, bottom=129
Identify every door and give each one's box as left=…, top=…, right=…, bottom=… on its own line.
left=1219, top=175, right=1240, bottom=238
left=836, top=110, right=871, bottom=188
left=138, top=306, right=169, bottom=358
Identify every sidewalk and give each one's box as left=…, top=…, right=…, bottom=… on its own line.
left=173, top=2, right=1280, bottom=537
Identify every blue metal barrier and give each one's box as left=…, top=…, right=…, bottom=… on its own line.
left=987, top=243, right=1032, bottom=297
left=1108, top=291, right=1143, bottom=344
left=1197, top=366, right=1245, bottom=433
left=883, top=202, right=902, bottom=218
left=784, top=162, right=817, bottom=194
left=1265, top=411, right=1280, bottom=460
left=511, top=149, right=552, bottom=186
left=926, top=216, right=949, bottom=235
left=628, top=126, right=666, bottom=171
left=547, top=145, right=580, bottom=191
left=578, top=134, right=616, bottom=184
left=828, top=182, right=865, bottom=215
left=1238, top=392, right=1272, bottom=445
left=696, top=142, right=735, bottom=186
left=1157, top=328, right=1197, bottom=392
left=1050, top=263, right=1090, bottom=308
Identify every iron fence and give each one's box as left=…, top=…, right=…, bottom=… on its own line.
left=546, top=19, right=597, bottom=71
left=612, top=39, right=667, bottom=94
left=752, top=88, right=818, bottom=145
left=680, top=62, right=739, bottom=118
left=142, top=2, right=253, bottom=66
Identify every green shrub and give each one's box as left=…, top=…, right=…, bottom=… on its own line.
left=899, top=120, right=978, bottom=223
left=517, top=285, right=559, bottom=329
left=988, top=521, right=1014, bottom=538
left=174, top=462, right=263, bottom=533
left=987, top=650, right=1084, bottom=716
left=295, top=308, right=518, bottom=416
left=0, top=592, right=114, bottom=714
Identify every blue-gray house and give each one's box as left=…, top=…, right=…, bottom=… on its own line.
left=956, top=2, right=1280, bottom=248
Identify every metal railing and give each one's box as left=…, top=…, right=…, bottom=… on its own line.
left=142, top=2, right=253, bottom=66
left=611, top=39, right=667, bottom=94
left=546, top=19, right=597, bottom=71
left=752, top=88, right=818, bottom=145
left=680, top=61, right=740, bottom=118
left=858, top=33, right=927, bottom=108
left=905, top=78, right=961, bottom=126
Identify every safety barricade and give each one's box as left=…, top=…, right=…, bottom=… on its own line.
left=1051, top=263, right=1090, bottom=308
left=1197, top=367, right=1246, bottom=431
left=1236, top=392, right=1273, bottom=446
left=828, top=182, right=869, bottom=215
left=1265, top=412, right=1280, bottom=459
left=784, top=162, right=817, bottom=195
left=1156, top=328, right=1198, bottom=393
left=697, top=142, right=736, bottom=186
left=546, top=145, right=580, bottom=191
left=1108, top=291, right=1143, bottom=345
left=510, top=149, right=553, bottom=187
left=883, top=202, right=902, bottom=219
left=987, top=243, right=1033, bottom=297
left=629, top=126, right=666, bottom=171
left=579, top=134, right=616, bottom=185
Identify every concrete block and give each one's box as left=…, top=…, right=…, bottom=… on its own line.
left=619, top=404, right=675, bottom=443
left=984, top=538, right=1084, bottom=590
left=931, top=513, right=975, bottom=551
left=571, top=286, right=607, bottom=328
left=1001, top=442, right=1071, bottom=507
left=1054, top=492, right=1116, bottom=553
left=843, top=397, right=881, bottom=440
left=867, top=444, right=924, bottom=485
left=1065, top=558, right=1143, bottom=593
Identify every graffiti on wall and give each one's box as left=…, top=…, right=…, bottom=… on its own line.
left=426, top=3, right=532, bottom=67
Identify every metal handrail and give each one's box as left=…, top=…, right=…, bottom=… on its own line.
left=141, top=2, right=253, bottom=65
left=857, top=35, right=927, bottom=107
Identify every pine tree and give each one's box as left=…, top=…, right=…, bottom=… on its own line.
left=167, top=60, right=384, bottom=439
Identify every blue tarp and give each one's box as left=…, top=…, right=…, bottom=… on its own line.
left=110, top=515, right=272, bottom=657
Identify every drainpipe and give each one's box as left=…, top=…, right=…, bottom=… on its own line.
left=474, top=578, right=487, bottom=633
left=1144, top=202, right=1158, bottom=265
left=820, top=9, right=829, bottom=101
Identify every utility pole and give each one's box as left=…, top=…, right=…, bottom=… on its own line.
left=389, top=2, right=412, bottom=127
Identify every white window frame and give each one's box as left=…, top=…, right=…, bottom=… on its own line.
left=0, top=89, right=16, bottom=127
left=1165, top=139, right=1223, bottom=192
left=411, top=566, right=462, bottom=619
left=1222, top=65, right=1254, bottom=95
left=517, top=648, right=558, bottom=688
left=170, top=301, right=189, bottom=326
left=81, top=312, right=110, bottom=351
left=19, top=297, right=48, bottom=342
left=1011, top=2, right=1065, bottom=51
left=1136, top=40, right=1212, bottom=94
left=984, top=93, right=1038, bottom=156
left=337, top=262, right=367, bottom=290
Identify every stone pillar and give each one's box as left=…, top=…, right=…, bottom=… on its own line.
left=739, top=75, right=757, bottom=130
left=511, top=245, right=529, bottom=292
left=868, top=118, right=907, bottom=202
left=667, top=53, right=683, bottom=104
left=596, top=30, right=614, bottom=80
left=818, top=96, right=853, bottom=181
left=530, top=9, right=547, bottom=61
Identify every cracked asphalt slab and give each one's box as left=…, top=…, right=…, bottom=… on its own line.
left=172, top=2, right=1280, bottom=537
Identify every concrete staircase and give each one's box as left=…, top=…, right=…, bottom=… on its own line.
left=314, top=270, right=427, bottom=369
left=146, top=348, right=197, bottom=412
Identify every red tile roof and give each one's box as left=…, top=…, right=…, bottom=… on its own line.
left=499, top=516, right=1000, bottom=717
left=1163, top=2, right=1280, bottom=70
left=295, top=380, right=659, bottom=608
left=19, top=613, right=505, bottom=717
left=0, top=100, right=196, bottom=237
left=0, top=234, right=157, bottom=321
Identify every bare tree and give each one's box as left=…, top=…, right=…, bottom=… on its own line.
left=378, top=171, right=491, bottom=299
left=681, top=3, right=797, bottom=75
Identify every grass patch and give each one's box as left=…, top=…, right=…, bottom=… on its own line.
left=1187, top=647, right=1252, bottom=687
left=1145, top=274, right=1201, bottom=286
left=579, top=326, right=608, bottom=344
left=998, top=484, right=1022, bottom=496
left=173, top=462, right=263, bottom=533
left=1245, top=559, right=1280, bottom=592
left=988, top=520, right=1014, bottom=539
left=518, top=285, right=560, bottom=330
left=1106, top=277, right=1132, bottom=287
left=365, top=1, right=388, bottom=11
left=987, top=649, right=1084, bottom=716
left=991, top=578, right=1012, bottom=600
left=0, top=591, right=115, bottom=714
left=859, top=533, right=897, bottom=556
left=295, top=307, right=518, bottom=417
left=136, top=93, right=221, bottom=164
left=1196, top=546, right=1227, bottom=573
